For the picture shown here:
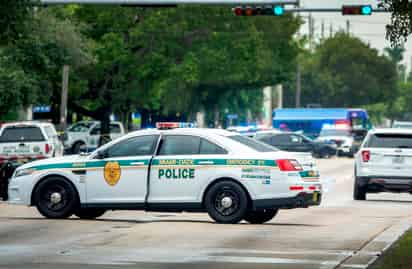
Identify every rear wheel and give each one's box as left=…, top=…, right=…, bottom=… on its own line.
left=34, top=177, right=79, bottom=219
left=75, top=208, right=106, bottom=220
left=204, top=180, right=248, bottom=224
left=244, top=209, right=278, bottom=224
left=354, top=177, right=366, bottom=200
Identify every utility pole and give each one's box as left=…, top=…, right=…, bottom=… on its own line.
left=308, top=13, right=313, bottom=50
left=60, top=65, right=69, bottom=131
left=321, top=20, right=325, bottom=40
left=346, top=20, right=350, bottom=35
left=329, top=23, right=333, bottom=37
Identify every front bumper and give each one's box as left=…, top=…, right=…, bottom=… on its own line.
left=356, top=176, right=412, bottom=193
left=253, top=192, right=322, bottom=210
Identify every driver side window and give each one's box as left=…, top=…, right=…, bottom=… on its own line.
left=104, top=135, right=159, bottom=158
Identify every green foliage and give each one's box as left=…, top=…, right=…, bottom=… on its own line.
left=378, top=0, right=412, bottom=46
left=300, top=32, right=398, bottom=108
left=0, top=0, right=34, bottom=45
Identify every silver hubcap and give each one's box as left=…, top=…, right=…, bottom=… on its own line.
left=221, top=196, right=233, bottom=209
left=50, top=192, right=62, bottom=204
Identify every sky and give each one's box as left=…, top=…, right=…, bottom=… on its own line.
left=299, top=0, right=412, bottom=71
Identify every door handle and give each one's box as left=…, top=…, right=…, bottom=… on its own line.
left=130, top=162, right=146, bottom=166
left=198, top=161, right=214, bottom=165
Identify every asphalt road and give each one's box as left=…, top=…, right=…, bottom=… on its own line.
left=1, top=157, right=412, bottom=269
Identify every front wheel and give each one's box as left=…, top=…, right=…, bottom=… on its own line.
left=34, top=177, right=79, bottom=219
left=75, top=208, right=106, bottom=219
left=204, top=180, right=249, bottom=224
left=244, top=209, right=278, bottom=224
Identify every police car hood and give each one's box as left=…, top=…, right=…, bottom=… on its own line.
left=17, top=155, right=85, bottom=170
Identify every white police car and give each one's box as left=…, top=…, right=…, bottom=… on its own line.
left=8, top=128, right=321, bottom=224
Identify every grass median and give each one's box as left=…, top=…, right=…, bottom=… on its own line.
left=372, top=229, right=412, bottom=269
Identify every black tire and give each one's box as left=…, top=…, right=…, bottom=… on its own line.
left=34, top=177, right=79, bottom=219
left=204, top=180, right=249, bottom=224
left=354, top=177, right=366, bottom=200
left=244, top=209, right=278, bottom=224
left=75, top=208, right=106, bottom=220
left=72, top=142, right=85, bottom=154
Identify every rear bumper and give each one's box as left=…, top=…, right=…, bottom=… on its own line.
left=356, top=176, right=412, bottom=192
left=253, top=192, right=322, bottom=210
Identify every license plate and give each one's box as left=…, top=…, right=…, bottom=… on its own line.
left=393, top=156, right=404, bottom=164
left=312, top=192, right=318, bottom=202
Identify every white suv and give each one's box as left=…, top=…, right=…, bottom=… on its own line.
left=354, top=128, right=412, bottom=200
left=0, top=122, right=63, bottom=164
left=63, top=121, right=125, bottom=154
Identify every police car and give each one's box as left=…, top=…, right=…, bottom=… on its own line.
left=8, top=126, right=321, bottom=224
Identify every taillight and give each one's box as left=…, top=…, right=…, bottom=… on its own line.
left=361, top=150, right=370, bottom=162
left=276, top=159, right=303, bottom=171
left=45, top=144, right=50, bottom=154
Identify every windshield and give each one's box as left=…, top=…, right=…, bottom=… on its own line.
left=0, top=126, right=45, bottom=142
left=227, top=135, right=278, bottom=152
left=319, top=129, right=351, bottom=137
left=366, top=133, right=412, bottom=148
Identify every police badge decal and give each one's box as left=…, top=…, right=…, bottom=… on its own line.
left=104, top=161, right=121, bottom=186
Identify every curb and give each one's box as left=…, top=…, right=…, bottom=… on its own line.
left=336, top=216, right=412, bottom=269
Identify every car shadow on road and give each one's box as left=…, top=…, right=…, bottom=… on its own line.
left=0, top=216, right=322, bottom=227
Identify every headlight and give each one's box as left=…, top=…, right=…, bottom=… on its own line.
left=14, top=168, right=36, bottom=178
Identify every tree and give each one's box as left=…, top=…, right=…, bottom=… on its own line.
left=300, top=32, right=398, bottom=109
left=67, top=5, right=301, bottom=132
left=378, top=0, right=412, bottom=45
left=0, top=0, right=34, bottom=45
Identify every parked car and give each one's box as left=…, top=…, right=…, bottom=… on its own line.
left=63, top=121, right=125, bottom=154
left=354, top=128, right=412, bottom=200
left=0, top=121, right=63, bottom=163
left=255, top=131, right=337, bottom=158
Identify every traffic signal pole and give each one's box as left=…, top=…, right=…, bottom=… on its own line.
left=39, top=0, right=299, bottom=5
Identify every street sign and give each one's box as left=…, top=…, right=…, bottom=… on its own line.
left=39, top=0, right=299, bottom=5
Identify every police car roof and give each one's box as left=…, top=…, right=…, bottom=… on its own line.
left=118, top=128, right=258, bottom=153
left=370, top=128, right=412, bottom=134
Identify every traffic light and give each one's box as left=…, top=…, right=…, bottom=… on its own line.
left=342, top=5, right=372, bottom=15
left=233, top=5, right=284, bottom=16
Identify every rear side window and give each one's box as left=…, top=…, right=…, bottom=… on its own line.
left=227, top=135, right=277, bottom=152
left=199, top=139, right=227, bottom=154
left=110, top=124, right=121, bottom=134
left=366, top=133, right=412, bottom=148
left=158, top=135, right=200, bottom=155
left=44, top=126, right=57, bottom=138
left=0, top=126, right=45, bottom=142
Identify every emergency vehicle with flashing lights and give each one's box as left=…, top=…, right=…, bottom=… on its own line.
left=354, top=128, right=412, bottom=200
left=0, top=121, right=63, bottom=165
left=8, top=124, right=322, bottom=224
